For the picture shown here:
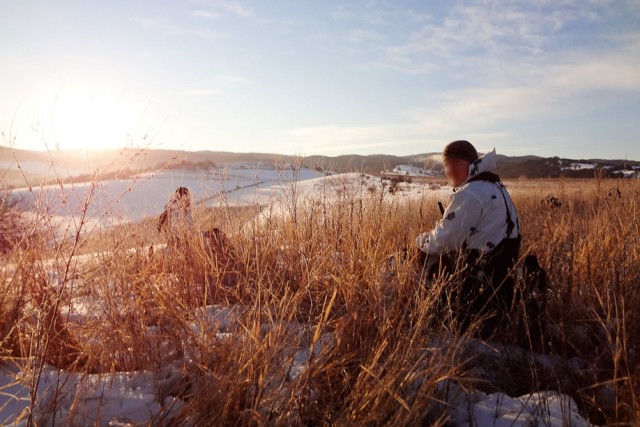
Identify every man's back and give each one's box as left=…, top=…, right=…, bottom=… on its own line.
left=454, top=178, right=520, bottom=253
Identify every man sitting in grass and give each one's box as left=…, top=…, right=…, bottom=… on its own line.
left=415, top=140, right=521, bottom=336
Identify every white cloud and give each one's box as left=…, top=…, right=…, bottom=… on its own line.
left=385, top=4, right=587, bottom=68
left=330, top=0, right=638, bottom=78
left=284, top=119, right=559, bottom=157
left=178, top=74, right=252, bottom=98
left=345, top=2, right=640, bottom=125
left=279, top=1, right=640, bottom=157
left=181, top=89, right=219, bottom=97
left=284, top=124, right=439, bottom=155
left=192, top=10, right=220, bottom=19
left=404, top=55, right=640, bottom=132
left=129, top=17, right=182, bottom=36
left=189, top=0, right=251, bottom=18
left=348, top=29, right=383, bottom=44
left=547, top=33, right=640, bottom=92
left=284, top=28, right=640, bottom=156
left=306, top=32, right=338, bottom=46
left=214, top=75, right=253, bottom=86
left=331, top=4, right=432, bottom=26
left=129, top=16, right=225, bottom=39
left=192, top=28, right=226, bottom=39
left=218, top=1, right=250, bottom=17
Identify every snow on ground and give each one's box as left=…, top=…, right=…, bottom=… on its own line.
left=0, top=304, right=330, bottom=426
left=0, top=361, right=183, bottom=426
left=0, top=364, right=30, bottom=426
left=383, top=164, right=439, bottom=176
left=248, top=172, right=451, bottom=223
left=443, top=380, right=590, bottom=427
left=562, top=163, right=598, bottom=171
left=4, top=363, right=589, bottom=426
left=10, top=164, right=323, bottom=222
left=0, top=305, right=594, bottom=426
left=613, top=169, right=639, bottom=178
left=8, top=164, right=325, bottom=233
left=9, top=166, right=451, bottom=234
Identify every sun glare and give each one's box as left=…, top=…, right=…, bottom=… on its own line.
left=38, top=89, right=136, bottom=151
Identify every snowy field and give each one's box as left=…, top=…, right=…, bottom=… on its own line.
left=10, top=164, right=323, bottom=223
left=1, top=167, right=595, bottom=426
left=9, top=163, right=451, bottom=232
left=0, top=306, right=592, bottom=427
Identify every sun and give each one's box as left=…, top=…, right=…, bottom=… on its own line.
left=39, top=88, right=136, bottom=151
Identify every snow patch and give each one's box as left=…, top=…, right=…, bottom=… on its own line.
left=561, top=163, right=598, bottom=171
left=383, top=164, right=439, bottom=176
left=442, top=380, right=590, bottom=427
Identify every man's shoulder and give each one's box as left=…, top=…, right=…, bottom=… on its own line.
left=459, top=179, right=497, bottom=192
left=456, top=180, right=499, bottom=201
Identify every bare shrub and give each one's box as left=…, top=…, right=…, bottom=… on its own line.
left=0, top=190, right=25, bottom=254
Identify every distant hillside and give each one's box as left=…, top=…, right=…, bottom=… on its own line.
left=1, top=145, right=639, bottom=188
left=303, top=154, right=412, bottom=174
left=498, top=157, right=640, bottom=179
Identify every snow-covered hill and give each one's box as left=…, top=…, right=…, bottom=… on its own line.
left=9, top=166, right=452, bottom=233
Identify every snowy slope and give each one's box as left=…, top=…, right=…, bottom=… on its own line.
left=9, top=167, right=451, bottom=232
left=9, top=165, right=325, bottom=227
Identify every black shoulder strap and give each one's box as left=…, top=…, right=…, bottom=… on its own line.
left=467, top=172, right=518, bottom=239
left=497, top=182, right=517, bottom=238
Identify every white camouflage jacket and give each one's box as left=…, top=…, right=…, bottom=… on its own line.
left=416, top=149, right=520, bottom=256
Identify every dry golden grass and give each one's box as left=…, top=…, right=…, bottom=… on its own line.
left=1, top=173, right=639, bottom=425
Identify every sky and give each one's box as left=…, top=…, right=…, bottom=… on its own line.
left=1, top=0, right=639, bottom=159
